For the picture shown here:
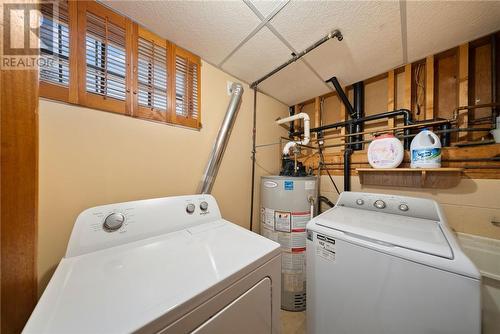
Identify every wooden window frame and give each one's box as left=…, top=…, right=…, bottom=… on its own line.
left=132, top=25, right=172, bottom=123
left=77, top=1, right=132, bottom=115
left=39, top=0, right=202, bottom=129
left=172, top=46, right=202, bottom=129
left=39, top=0, right=79, bottom=104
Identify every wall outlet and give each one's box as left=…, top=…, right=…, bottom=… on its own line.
left=227, top=81, right=234, bottom=96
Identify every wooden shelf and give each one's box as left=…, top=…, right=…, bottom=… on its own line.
left=356, top=168, right=464, bottom=188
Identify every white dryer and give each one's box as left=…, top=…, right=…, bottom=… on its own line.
left=306, top=191, right=481, bottom=334
left=24, top=195, right=281, bottom=333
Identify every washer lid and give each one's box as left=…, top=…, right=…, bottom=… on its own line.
left=23, top=220, right=280, bottom=334
left=315, top=206, right=452, bottom=259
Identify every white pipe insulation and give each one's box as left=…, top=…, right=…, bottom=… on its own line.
left=276, top=112, right=310, bottom=155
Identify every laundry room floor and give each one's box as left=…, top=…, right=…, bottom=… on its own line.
left=281, top=310, right=306, bottom=334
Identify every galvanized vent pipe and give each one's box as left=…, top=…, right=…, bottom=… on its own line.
left=198, top=83, right=244, bottom=194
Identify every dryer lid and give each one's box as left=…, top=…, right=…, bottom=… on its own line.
left=315, top=206, right=452, bottom=259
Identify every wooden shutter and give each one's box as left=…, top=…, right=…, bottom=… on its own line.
left=173, top=47, right=201, bottom=128
left=77, top=2, right=132, bottom=114
left=39, top=0, right=77, bottom=102
left=133, top=27, right=170, bottom=122
left=40, top=0, right=69, bottom=86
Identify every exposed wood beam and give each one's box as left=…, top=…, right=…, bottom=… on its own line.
left=314, top=97, right=321, bottom=140
left=387, top=69, right=396, bottom=130
left=458, top=43, right=469, bottom=141
left=425, top=55, right=435, bottom=120
left=404, top=63, right=412, bottom=110
left=339, top=92, right=347, bottom=147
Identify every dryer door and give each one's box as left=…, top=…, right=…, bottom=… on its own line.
left=192, top=277, right=272, bottom=334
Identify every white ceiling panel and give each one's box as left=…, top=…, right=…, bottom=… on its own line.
left=270, top=1, right=402, bottom=53
left=406, top=1, right=500, bottom=62
left=270, top=0, right=403, bottom=87
left=258, top=60, right=331, bottom=106
left=101, top=0, right=261, bottom=65
left=249, top=0, right=287, bottom=18
left=222, top=26, right=292, bottom=83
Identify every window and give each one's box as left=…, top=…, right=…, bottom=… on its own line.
left=77, top=2, right=131, bottom=114
left=85, top=12, right=126, bottom=101
left=39, top=0, right=75, bottom=102
left=134, top=28, right=169, bottom=122
left=40, top=0, right=69, bottom=86
left=39, top=1, right=201, bottom=128
left=173, top=47, right=201, bottom=128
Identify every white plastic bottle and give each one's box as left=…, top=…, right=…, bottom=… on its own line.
left=367, top=134, right=404, bottom=168
left=410, top=129, right=441, bottom=168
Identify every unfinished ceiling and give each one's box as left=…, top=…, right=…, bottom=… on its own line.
left=103, top=0, right=500, bottom=106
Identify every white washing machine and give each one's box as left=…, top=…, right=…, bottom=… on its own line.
left=306, top=191, right=481, bottom=334
left=24, top=195, right=281, bottom=333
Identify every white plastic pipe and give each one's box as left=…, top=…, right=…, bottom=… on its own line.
left=276, top=112, right=310, bottom=155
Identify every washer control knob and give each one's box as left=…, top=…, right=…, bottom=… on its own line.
left=399, top=204, right=409, bottom=212
left=186, top=203, right=196, bottom=214
left=200, top=201, right=209, bottom=211
left=374, top=200, right=386, bottom=209
left=356, top=199, right=364, bottom=205
left=103, top=213, right=125, bottom=231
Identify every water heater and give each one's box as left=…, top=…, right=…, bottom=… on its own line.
left=260, top=175, right=317, bottom=311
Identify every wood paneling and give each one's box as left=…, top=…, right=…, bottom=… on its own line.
left=469, top=41, right=493, bottom=140
left=1, top=14, right=39, bottom=334
left=435, top=50, right=458, bottom=120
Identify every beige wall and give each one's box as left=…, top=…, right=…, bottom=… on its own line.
left=38, top=61, right=288, bottom=293
left=319, top=175, right=500, bottom=240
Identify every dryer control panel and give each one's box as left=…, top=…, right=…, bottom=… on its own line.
left=66, top=195, right=222, bottom=257
left=336, top=192, right=442, bottom=222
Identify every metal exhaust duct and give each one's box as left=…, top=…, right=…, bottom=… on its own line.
left=198, top=83, right=244, bottom=194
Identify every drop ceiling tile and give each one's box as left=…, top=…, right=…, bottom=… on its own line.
left=271, top=0, right=403, bottom=88
left=249, top=0, right=287, bottom=18
left=222, top=26, right=292, bottom=84
left=101, top=0, right=261, bottom=65
left=258, top=60, right=331, bottom=105
left=407, top=1, right=500, bottom=62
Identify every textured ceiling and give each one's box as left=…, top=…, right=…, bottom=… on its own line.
left=102, top=0, right=500, bottom=106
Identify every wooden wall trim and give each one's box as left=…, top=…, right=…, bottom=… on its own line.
left=1, top=2, right=39, bottom=332
left=1, top=57, right=39, bottom=334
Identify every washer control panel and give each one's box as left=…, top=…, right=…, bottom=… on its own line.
left=103, top=212, right=125, bottom=232
left=337, top=192, right=440, bottom=221
left=66, top=195, right=222, bottom=257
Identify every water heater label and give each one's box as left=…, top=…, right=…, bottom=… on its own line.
left=261, top=207, right=275, bottom=230
left=305, top=181, right=315, bottom=190
left=284, top=180, right=294, bottom=190
left=316, top=234, right=336, bottom=262
left=291, top=212, right=310, bottom=231
left=275, top=211, right=291, bottom=232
